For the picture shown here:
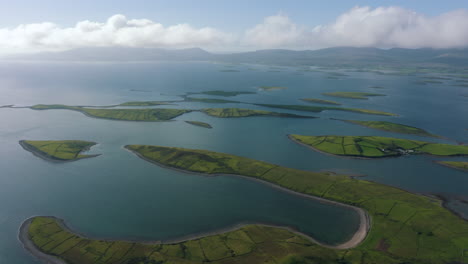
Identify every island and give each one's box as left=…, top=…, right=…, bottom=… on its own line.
left=289, top=135, right=468, bottom=158
left=436, top=161, right=468, bottom=172
left=185, top=121, right=213, bottom=128
left=19, top=140, right=99, bottom=162
left=334, top=119, right=440, bottom=137
left=258, top=86, right=287, bottom=91
left=255, top=103, right=397, bottom=116
left=322, top=92, right=386, bottom=100
left=118, top=101, right=173, bottom=106
left=189, top=90, right=256, bottom=97
left=31, top=104, right=191, bottom=121
left=200, top=108, right=314, bottom=118
left=17, top=144, right=461, bottom=264
left=184, top=97, right=240, bottom=104
left=300, top=98, right=341, bottom=105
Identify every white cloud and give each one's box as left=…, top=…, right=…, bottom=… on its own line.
left=0, top=14, right=232, bottom=54
left=243, top=6, right=468, bottom=50
left=1, top=7, right=468, bottom=55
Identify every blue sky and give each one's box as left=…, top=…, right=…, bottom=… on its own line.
left=1, top=0, right=466, bottom=30
left=0, top=1, right=468, bottom=54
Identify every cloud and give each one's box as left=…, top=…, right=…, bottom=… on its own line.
left=0, top=14, right=232, bottom=54
left=243, top=6, right=468, bottom=49
left=1, top=7, right=468, bottom=55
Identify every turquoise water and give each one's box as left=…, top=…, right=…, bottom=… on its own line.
left=0, top=61, right=467, bottom=263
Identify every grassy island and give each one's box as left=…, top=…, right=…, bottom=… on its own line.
left=185, top=97, right=240, bottom=104
left=322, top=92, right=386, bottom=100
left=289, top=135, right=468, bottom=158
left=301, top=98, right=341, bottom=105
left=259, top=86, right=287, bottom=91
left=118, top=101, right=172, bottom=106
left=190, top=90, right=256, bottom=97
left=185, top=121, right=213, bottom=128
left=19, top=140, right=99, bottom=162
left=255, top=103, right=397, bottom=116
left=201, top=108, right=314, bottom=118
left=23, top=144, right=463, bottom=264
left=336, top=120, right=439, bottom=137
left=436, top=161, right=468, bottom=172
left=31, top=104, right=191, bottom=121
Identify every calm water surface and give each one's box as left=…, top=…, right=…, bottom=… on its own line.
left=0, top=61, right=467, bottom=263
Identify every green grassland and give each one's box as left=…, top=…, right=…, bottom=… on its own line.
left=19, top=140, right=99, bottom=161
left=301, top=98, right=341, bottom=105
left=290, top=135, right=468, bottom=158
left=255, top=103, right=397, bottom=116
left=259, top=86, right=288, bottom=91
left=90, top=145, right=468, bottom=264
left=338, top=120, right=439, bottom=137
left=118, top=101, right=173, bottom=106
left=322, top=92, right=386, bottom=100
left=436, top=161, right=468, bottom=172
left=190, top=90, right=256, bottom=97
left=185, top=121, right=213, bottom=129
left=31, top=104, right=191, bottom=121
left=201, top=108, right=314, bottom=118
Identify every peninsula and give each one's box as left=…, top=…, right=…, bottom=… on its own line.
left=289, top=135, right=468, bottom=158
left=436, top=161, right=468, bottom=172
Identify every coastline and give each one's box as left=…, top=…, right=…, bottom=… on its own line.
left=123, top=145, right=370, bottom=249
left=434, top=160, right=468, bottom=172
left=19, top=140, right=100, bottom=163
left=19, top=218, right=68, bottom=264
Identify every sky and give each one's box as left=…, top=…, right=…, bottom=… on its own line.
left=0, top=0, right=468, bottom=54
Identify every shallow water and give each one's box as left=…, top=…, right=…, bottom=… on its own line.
left=0, top=61, right=467, bottom=263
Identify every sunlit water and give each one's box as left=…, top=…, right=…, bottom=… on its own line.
left=0, top=61, right=467, bottom=263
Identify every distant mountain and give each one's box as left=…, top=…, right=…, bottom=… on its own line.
left=5, top=46, right=468, bottom=67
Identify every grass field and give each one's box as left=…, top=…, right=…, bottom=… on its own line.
left=290, top=135, right=468, bottom=158
left=26, top=144, right=468, bottom=264
left=201, top=108, right=314, bottom=118
left=322, top=92, right=386, bottom=100
left=436, top=161, right=468, bottom=172
left=31, top=104, right=191, bottom=121
left=19, top=140, right=98, bottom=161
left=185, top=121, right=213, bottom=128
left=255, top=103, right=397, bottom=116
left=338, top=120, right=439, bottom=137
left=301, top=98, right=342, bottom=105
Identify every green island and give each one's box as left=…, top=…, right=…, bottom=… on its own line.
left=322, top=92, right=386, bottom=100
left=334, top=119, right=439, bottom=138
left=185, top=121, right=213, bottom=129
left=255, top=103, right=397, bottom=116
left=289, top=135, right=468, bottom=158
left=301, top=98, right=341, bottom=105
left=201, top=108, right=314, bottom=118
left=259, top=86, right=287, bottom=91
left=118, top=101, right=173, bottom=106
left=436, top=161, right=468, bottom=172
left=185, top=97, right=240, bottom=104
left=22, top=145, right=468, bottom=264
left=190, top=90, right=256, bottom=97
left=19, top=140, right=99, bottom=162
left=31, top=104, right=191, bottom=121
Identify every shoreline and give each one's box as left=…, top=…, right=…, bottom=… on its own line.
left=19, top=218, right=67, bottom=264
left=434, top=160, right=468, bottom=172
left=124, top=145, right=370, bottom=249
left=18, top=140, right=100, bottom=163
